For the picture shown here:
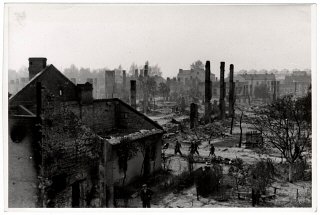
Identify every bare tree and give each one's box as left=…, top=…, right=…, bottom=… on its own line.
left=248, top=95, right=311, bottom=182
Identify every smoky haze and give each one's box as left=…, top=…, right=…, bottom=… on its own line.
left=7, top=4, right=311, bottom=78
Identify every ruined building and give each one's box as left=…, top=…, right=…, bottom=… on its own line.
left=8, top=58, right=164, bottom=208
left=280, top=71, right=311, bottom=97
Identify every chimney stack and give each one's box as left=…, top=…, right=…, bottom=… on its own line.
left=105, top=70, right=115, bottom=99
left=77, top=82, right=93, bottom=104
left=130, top=80, right=137, bottom=109
left=144, top=63, right=149, bottom=77
left=220, top=62, right=226, bottom=119
left=190, top=103, right=198, bottom=129
left=204, top=61, right=212, bottom=123
left=229, top=64, right=235, bottom=116
left=143, top=62, right=149, bottom=113
left=28, top=58, right=47, bottom=80
left=123, top=70, right=127, bottom=87
left=273, top=80, right=280, bottom=101
left=122, top=70, right=128, bottom=102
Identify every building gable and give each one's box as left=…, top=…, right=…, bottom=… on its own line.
left=9, top=65, right=78, bottom=107
left=115, top=98, right=163, bottom=131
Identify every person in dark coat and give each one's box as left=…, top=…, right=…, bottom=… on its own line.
left=190, top=141, right=200, bottom=156
left=187, top=152, right=194, bottom=173
left=194, top=162, right=211, bottom=200
left=174, top=140, right=183, bottom=156
left=209, top=144, right=215, bottom=157
left=140, top=184, right=153, bottom=208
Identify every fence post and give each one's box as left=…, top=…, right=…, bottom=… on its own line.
left=296, top=189, right=299, bottom=201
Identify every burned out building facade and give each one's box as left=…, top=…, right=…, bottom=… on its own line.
left=8, top=58, right=164, bottom=208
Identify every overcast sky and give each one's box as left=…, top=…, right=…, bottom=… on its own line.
left=6, top=4, right=312, bottom=78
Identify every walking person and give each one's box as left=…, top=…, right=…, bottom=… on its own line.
left=140, top=184, right=153, bottom=208
left=192, top=141, right=200, bottom=156
left=209, top=144, right=215, bottom=157
left=187, top=152, right=194, bottom=173
left=174, top=140, right=183, bottom=156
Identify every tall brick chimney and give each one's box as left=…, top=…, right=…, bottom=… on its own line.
left=204, top=61, right=212, bottom=123
left=144, top=63, right=149, bottom=77
left=28, top=58, right=47, bottom=80
left=122, top=70, right=128, bottom=102
left=190, top=103, right=198, bottom=129
left=219, top=62, right=226, bottom=119
left=143, top=62, right=149, bottom=113
left=130, top=80, right=137, bottom=109
left=229, top=64, right=235, bottom=116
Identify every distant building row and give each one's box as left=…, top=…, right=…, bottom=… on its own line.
left=167, top=66, right=311, bottom=104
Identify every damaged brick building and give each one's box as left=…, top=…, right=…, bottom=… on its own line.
left=8, top=58, right=164, bottom=208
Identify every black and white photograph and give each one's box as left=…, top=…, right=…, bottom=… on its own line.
left=3, top=2, right=316, bottom=210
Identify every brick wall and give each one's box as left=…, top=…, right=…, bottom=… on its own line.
left=117, top=101, right=159, bottom=130
left=40, top=96, right=101, bottom=208
left=81, top=101, right=116, bottom=135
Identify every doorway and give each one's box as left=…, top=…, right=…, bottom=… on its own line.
left=72, top=181, right=80, bottom=207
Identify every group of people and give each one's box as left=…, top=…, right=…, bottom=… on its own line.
left=143, top=140, right=264, bottom=208
left=161, top=139, right=216, bottom=158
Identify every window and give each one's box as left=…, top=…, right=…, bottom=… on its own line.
left=121, top=112, right=128, bottom=119
left=150, top=144, right=156, bottom=161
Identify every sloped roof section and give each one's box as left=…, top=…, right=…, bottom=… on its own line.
left=9, top=65, right=78, bottom=106
left=94, top=98, right=164, bottom=131
left=9, top=67, right=47, bottom=103
left=114, top=98, right=164, bottom=131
